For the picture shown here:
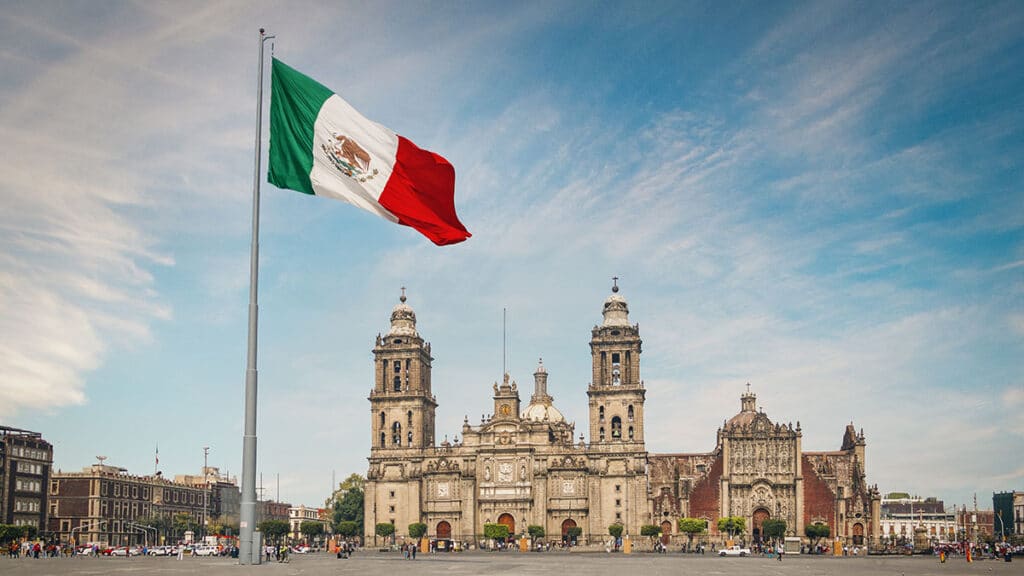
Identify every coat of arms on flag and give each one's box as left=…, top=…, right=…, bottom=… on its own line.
left=321, top=133, right=379, bottom=182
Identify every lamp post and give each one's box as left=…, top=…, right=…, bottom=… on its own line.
left=203, top=446, right=210, bottom=540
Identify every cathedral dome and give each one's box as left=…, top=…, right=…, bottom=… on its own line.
left=523, top=358, right=564, bottom=422
left=601, top=278, right=631, bottom=327
left=523, top=402, right=565, bottom=423
left=386, top=288, right=418, bottom=338
left=726, top=385, right=764, bottom=428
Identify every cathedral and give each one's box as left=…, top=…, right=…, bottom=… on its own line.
left=363, top=284, right=880, bottom=547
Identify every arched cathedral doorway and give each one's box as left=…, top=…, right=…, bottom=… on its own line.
left=660, top=520, right=673, bottom=545
left=498, top=513, right=515, bottom=539
left=436, top=521, right=451, bottom=539
left=561, top=518, right=577, bottom=544
left=752, top=508, right=770, bottom=542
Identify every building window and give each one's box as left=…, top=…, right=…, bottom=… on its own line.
left=615, top=484, right=621, bottom=492
left=612, top=353, right=620, bottom=365
left=616, top=499, right=621, bottom=507
left=407, top=411, right=413, bottom=426
left=599, top=427, right=605, bottom=442
left=393, top=376, right=401, bottom=391
left=615, top=512, right=622, bottom=521
left=408, top=431, right=413, bottom=446
left=114, top=484, right=120, bottom=497
left=599, top=406, right=605, bottom=422
left=392, top=422, right=402, bottom=445
left=380, top=411, right=386, bottom=427
left=380, top=432, right=386, bottom=448
left=611, top=416, right=622, bottom=439
left=628, top=426, right=634, bottom=440
left=389, top=491, right=396, bottom=499
left=389, top=505, right=395, bottom=513
left=627, top=405, right=634, bottom=422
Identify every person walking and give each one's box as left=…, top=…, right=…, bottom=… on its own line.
left=777, top=543, right=784, bottom=562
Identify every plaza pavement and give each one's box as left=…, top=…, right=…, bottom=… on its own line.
left=0, top=550, right=1019, bottom=576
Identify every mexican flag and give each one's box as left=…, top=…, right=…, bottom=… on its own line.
left=268, top=58, right=471, bottom=246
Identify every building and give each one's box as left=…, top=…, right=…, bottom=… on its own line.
left=362, top=284, right=879, bottom=547
left=879, top=496, right=955, bottom=543
left=993, top=491, right=1023, bottom=539
left=258, top=499, right=290, bottom=524
left=288, top=505, right=329, bottom=542
left=49, top=464, right=209, bottom=546
left=954, top=507, right=995, bottom=541
left=175, top=467, right=241, bottom=530
left=0, top=426, right=53, bottom=531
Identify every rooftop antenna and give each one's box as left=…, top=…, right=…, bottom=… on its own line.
left=96, top=455, right=107, bottom=466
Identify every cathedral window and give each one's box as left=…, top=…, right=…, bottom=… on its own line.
left=408, top=411, right=413, bottom=426
left=616, top=499, right=621, bottom=507
left=393, top=376, right=401, bottom=391
left=615, top=484, right=621, bottom=492
left=408, top=431, right=413, bottom=446
left=612, top=353, right=620, bottom=365
left=380, top=412, right=386, bottom=427
left=611, top=416, right=622, bottom=439
left=392, top=422, right=402, bottom=445
left=599, top=406, right=605, bottom=422
left=599, top=428, right=605, bottom=442
left=627, top=405, right=634, bottom=421
left=628, top=426, right=634, bottom=440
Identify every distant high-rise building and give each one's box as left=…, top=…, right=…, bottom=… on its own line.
left=0, top=426, right=53, bottom=531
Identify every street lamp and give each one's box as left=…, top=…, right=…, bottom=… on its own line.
left=203, top=447, right=210, bottom=540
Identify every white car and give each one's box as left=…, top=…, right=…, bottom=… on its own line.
left=718, top=545, right=751, bottom=557
left=193, top=545, right=219, bottom=556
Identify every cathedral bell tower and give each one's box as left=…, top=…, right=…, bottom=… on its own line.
left=369, top=288, right=437, bottom=452
left=587, top=278, right=645, bottom=445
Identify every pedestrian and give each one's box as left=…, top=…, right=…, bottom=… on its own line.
left=778, top=543, right=784, bottom=562
left=412, top=542, right=417, bottom=560
left=177, top=544, right=184, bottom=560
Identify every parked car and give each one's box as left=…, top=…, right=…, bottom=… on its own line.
left=193, top=545, right=220, bottom=556
left=718, top=545, right=751, bottom=557
left=148, top=546, right=171, bottom=556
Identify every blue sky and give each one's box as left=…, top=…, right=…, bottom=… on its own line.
left=1, top=1, right=1021, bottom=510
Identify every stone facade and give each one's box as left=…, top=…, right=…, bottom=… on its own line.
left=363, top=284, right=879, bottom=547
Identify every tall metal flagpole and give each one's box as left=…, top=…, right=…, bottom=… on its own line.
left=240, top=27, right=274, bottom=565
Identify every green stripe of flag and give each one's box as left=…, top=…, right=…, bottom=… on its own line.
left=268, top=58, right=335, bottom=195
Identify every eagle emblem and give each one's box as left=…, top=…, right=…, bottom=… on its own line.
left=321, top=132, right=379, bottom=182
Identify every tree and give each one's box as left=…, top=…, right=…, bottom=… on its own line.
left=805, top=523, right=830, bottom=550
left=138, top=515, right=172, bottom=543
left=331, top=477, right=365, bottom=537
left=678, top=517, right=707, bottom=549
left=565, top=526, right=582, bottom=545
left=408, top=523, right=427, bottom=539
left=762, top=519, right=787, bottom=542
left=0, top=525, right=18, bottom=543
left=483, top=523, right=509, bottom=541
left=336, top=521, right=358, bottom=538
left=640, top=524, right=661, bottom=548
left=258, top=519, right=290, bottom=544
left=300, top=521, right=325, bottom=544
left=717, top=516, right=746, bottom=538
left=172, top=512, right=198, bottom=539
left=375, top=522, right=395, bottom=544
left=608, top=524, right=624, bottom=539
left=207, top=514, right=239, bottom=536
left=527, top=525, right=545, bottom=540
